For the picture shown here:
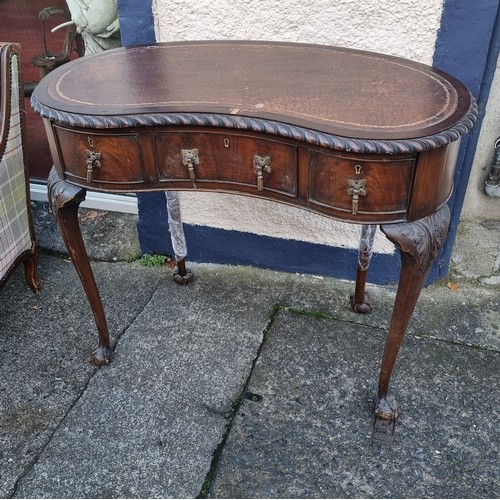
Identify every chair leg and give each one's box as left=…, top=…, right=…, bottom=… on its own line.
left=23, top=248, right=42, bottom=294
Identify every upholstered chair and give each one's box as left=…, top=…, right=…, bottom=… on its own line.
left=0, top=43, right=41, bottom=293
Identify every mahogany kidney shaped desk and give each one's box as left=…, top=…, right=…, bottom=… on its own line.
left=32, top=41, right=476, bottom=439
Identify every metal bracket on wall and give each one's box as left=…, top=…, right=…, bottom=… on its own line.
left=484, top=137, right=500, bottom=197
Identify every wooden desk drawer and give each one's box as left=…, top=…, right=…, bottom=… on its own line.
left=54, top=127, right=144, bottom=187
left=154, top=131, right=297, bottom=196
left=308, top=150, right=414, bottom=218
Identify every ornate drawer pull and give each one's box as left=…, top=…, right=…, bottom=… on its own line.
left=253, top=155, right=272, bottom=191
left=85, top=149, right=101, bottom=183
left=347, top=178, right=367, bottom=215
left=181, top=148, right=200, bottom=184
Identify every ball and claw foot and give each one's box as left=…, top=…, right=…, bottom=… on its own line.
left=372, top=394, right=399, bottom=444
left=90, top=344, right=113, bottom=366
left=375, top=394, right=399, bottom=420
left=350, top=293, right=373, bottom=314
left=173, top=268, right=194, bottom=285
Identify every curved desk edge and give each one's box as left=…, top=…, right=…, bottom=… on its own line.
left=31, top=93, right=478, bottom=156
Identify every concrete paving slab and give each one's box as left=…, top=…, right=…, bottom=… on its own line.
left=210, top=309, right=500, bottom=499
left=276, top=269, right=500, bottom=351
left=2, top=241, right=499, bottom=498
left=0, top=255, right=165, bottom=498
left=12, top=262, right=286, bottom=498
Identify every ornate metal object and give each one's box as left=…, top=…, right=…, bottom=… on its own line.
left=85, top=149, right=101, bottom=183
left=181, top=148, right=199, bottom=184
left=485, top=137, right=500, bottom=197
left=30, top=7, right=83, bottom=82
left=253, top=155, right=272, bottom=191
left=347, top=178, right=367, bottom=215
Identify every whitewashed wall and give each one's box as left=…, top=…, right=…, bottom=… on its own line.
left=462, top=54, right=500, bottom=219
left=151, top=0, right=444, bottom=254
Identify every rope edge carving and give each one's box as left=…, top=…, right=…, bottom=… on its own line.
left=31, top=93, right=478, bottom=155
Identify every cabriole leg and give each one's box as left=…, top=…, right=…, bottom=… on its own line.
left=166, top=191, right=193, bottom=285
left=351, top=224, right=377, bottom=314
left=373, top=206, right=450, bottom=442
left=47, top=168, right=112, bottom=365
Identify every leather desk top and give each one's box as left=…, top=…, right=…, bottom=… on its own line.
left=32, top=41, right=476, bottom=152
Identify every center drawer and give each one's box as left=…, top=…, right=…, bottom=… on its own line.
left=153, top=131, right=297, bottom=196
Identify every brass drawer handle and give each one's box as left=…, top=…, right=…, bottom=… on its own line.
left=347, top=178, right=367, bottom=215
left=253, top=155, right=272, bottom=191
left=181, top=148, right=200, bottom=184
left=85, top=149, right=101, bottom=183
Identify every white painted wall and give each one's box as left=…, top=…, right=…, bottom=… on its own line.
left=151, top=0, right=444, bottom=253
left=451, top=53, right=500, bottom=282
left=462, top=53, right=500, bottom=219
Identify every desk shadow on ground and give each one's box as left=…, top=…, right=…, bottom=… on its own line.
left=209, top=308, right=500, bottom=499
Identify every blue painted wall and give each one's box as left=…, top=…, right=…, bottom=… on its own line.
left=433, top=0, right=500, bottom=280
left=116, top=0, right=497, bottom=285
left=116, top=0, right=155, bottom=46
